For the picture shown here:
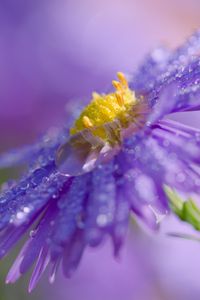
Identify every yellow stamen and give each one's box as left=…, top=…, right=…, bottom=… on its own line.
left=82, top=116, right=93, bottom=128
left=112, top=80, right=121, bottom=91
left=115, top=93, right=124, bottom=106
left=117, top=72, right=128, bottom=88
left=70, top=72, right=140, bottom=141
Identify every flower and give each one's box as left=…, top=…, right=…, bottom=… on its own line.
left=1, top=31, right=200, bottom=292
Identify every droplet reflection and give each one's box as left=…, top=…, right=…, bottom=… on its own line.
left=56, top=129, right=120, bottom=177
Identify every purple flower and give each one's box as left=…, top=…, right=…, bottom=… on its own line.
left=1, top=31, right=200, bottom=292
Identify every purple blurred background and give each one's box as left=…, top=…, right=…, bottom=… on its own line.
left=1, top=0, right=200, bottom=299
left=1, top=0, right=200, bottom=147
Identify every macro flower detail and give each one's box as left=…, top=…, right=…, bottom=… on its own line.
left=56, top=72, right=149, bottom=176
left=0, top=31, right=200, bottom=291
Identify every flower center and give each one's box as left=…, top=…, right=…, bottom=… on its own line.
left=56, top=73, right=149, bottom=176
left=70, top=72, right=140, bottom=144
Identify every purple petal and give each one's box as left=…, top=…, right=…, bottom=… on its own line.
left=62, top=231, right=85, bottom=278
left=28, top=246, right=50, bottom=293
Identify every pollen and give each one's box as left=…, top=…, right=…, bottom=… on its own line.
left=82, top=116, right=93, bottom=128
left=70, top=72, right=145, bottom=143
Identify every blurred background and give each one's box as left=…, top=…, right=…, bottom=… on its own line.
left=0, top=0, right=200, bottom=299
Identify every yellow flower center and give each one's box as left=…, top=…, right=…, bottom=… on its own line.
left=56, top=73, right=149, bottom=176
left=70, top=72, right=139, bottom=142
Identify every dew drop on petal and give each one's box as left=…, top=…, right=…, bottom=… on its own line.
left=12, top=211, right=28, bottom=226
left=56, top=133, right=100, bottom=176
left=55, top=130, right=117, bottom=176
left=23, top=206, right=31, bottom=214
left=96, top=214, right=109, bottom=227
left=30, top=230, right=37, bottom=238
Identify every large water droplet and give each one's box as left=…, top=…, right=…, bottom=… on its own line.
left=56, top=128, right=121, bottom=177
left=56, top=130, right=104, bottom=176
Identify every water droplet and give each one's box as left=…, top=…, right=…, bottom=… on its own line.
left=31, top=168, right=48, bottom=186
left=30, top=230, right=37, bottom=238
left=16, top=211, right=25, bottom=220
left=96, top=214, right=109, bottom=227
left=0, top=197, right=7, bottom=204
left=20, top=181, right=30, bottom=191
left=11, top=210, right=29, bottom=226
left=23, top=206, right=31, bottom=213
left=56, top=132, right=98, bottom=176
left=146, top=121, right=152, bottom=127
left=56, top=130, right=109, bottom=176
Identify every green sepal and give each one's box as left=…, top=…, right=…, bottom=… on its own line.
left=164, top=186, right=200, bottom=231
